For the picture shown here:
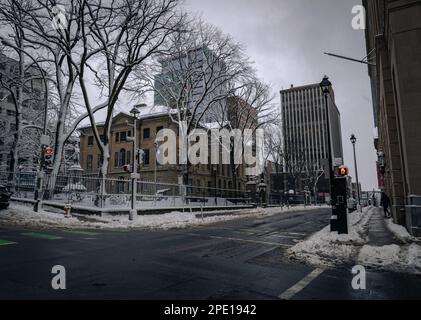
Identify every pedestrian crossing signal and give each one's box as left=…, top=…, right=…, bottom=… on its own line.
left=338, top=166, right=349, bottom=177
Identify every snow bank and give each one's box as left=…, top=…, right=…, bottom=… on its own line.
left=357, top=243, right=421, bottom=274
left=287, top=207, right=375, bottom=267
left=385, top=218, right=418, bottom=243
left=0, top=203, right=322, bottom=231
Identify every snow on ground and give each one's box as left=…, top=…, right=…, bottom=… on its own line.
left=357, top=243, right=421, bottom=274
left=288, top=206, right=421, bottom=274
left=287, top=207, right=376, bottom=267
left=0, top=203, right=323, bottom=231
left=385, top=218, right=419, bottom=243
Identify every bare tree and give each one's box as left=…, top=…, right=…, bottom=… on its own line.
left=150, top=20, right=252, bottom=184
left=0, top=1, right=50, bottom=189
left=219, top=78, right=276, bottom=190
left=73, top=0, right=182, bottom=189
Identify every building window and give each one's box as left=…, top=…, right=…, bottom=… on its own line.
left=126, top=150, right=131, bottom=164
left=88, top=136, right=94, bottom=146
left=119, top=148, right=126, bottom=167
left=87, top=155, right=93, bottom=171
left=120, top=131, right=127, bottom=142
left=97, top=154, right=103, bottom=169
left=143, top=128, right=150, bottom=140
left=143, top=149, right=150, bottom=165
left=114, top=152, right=119, bottom=167
left=156, top=126, right=164, bottom=135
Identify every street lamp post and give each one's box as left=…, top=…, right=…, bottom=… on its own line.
left=350, top=134, right=361, bottom=212
left=319, top=76, right=336, bottom=229
left=320, top=76, right=334, bottom=199
left=128, top=104, right=143, bottom=221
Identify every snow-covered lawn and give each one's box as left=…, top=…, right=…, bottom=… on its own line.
left=0, top=203, right=323, bottom=231
left=288, top=207, right=421, bottom=274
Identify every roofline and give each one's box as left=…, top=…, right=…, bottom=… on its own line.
left=77, top=111, right=170, bottom=131
left=280, top=83, right=322, bottom=93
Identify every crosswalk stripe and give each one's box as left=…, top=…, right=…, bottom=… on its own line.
left=278, top=268, right=325, bottom=300
left=21, top=232, right=63, bottom=240
left=0, top=239, right=17, bottom=246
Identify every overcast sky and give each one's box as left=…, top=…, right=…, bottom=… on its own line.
left=183, top=0, right=378, bottom=191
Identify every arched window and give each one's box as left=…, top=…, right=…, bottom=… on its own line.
left=119, top=148, right=126, bottom=167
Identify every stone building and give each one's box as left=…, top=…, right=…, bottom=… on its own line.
left=363, top=0, right=421, bottom=235
left=78, top=105, right=250, bottom=194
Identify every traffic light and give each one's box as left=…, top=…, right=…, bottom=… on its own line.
left=43, top=147, right=54, bottom=174
left=337, top=166, right=349, bottom=177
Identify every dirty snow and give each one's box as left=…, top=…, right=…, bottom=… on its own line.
left=385, top=218, right=418, bottom=243
left=0, top=203, right=323, bottom=231
left=357, top=243, right=421, bottom=274
left=288, top=206, right=421, bottom=274
left=287, top=207, right=375, bottom=267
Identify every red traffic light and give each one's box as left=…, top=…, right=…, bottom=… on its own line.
left=45, top=147, right=54, bottom=155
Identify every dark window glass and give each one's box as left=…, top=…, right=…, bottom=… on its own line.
left=114, top=152, right=119, bottom=167
left=88, top=136, right=94, bottom=146
left=143, top=128, right=150, bottom=140
left=120, top=131, right=127, bottom=142
left=156, top=126, right=164, bottom=135
left=115, top=132, right=120, bottom=142
left=87, top=155, right=93, bottom=171
left=143, top=149, right=150, bottom=165
left=119, top=149, right=126, bottom=167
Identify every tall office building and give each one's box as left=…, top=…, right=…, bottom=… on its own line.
left=280, top=82, right=344, bottom=192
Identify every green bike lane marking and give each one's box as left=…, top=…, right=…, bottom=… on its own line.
left=20, top=232, right=63, bottom=240
left=62, top=230, right=99, bottom=236
left=0, top=239, right=17, bottom=246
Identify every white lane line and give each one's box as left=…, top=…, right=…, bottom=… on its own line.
left=278, top=268, right=325, bottom=300
left=185, top=233, right=292, bottom=247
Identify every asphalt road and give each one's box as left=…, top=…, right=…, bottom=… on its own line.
left=1, top=207, right=421, bottom=300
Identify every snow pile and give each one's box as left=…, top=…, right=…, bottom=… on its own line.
left=287, top=207, right=375, bottom=267
left=0, top=203, right=322, bottom=231
left=357, top=243, right=421, bottom=274
left=385, top=218, right=418, bottom=243
left=0, top=204, right=96, bottom=229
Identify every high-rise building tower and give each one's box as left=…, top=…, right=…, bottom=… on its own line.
left=280, top=82, right=343, bottom=192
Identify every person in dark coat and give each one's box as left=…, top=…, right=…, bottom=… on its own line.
left=380, top=192, right=391, bottom=218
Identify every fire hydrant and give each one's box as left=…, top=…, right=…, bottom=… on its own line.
left=64, top=203, right=72, bottom=218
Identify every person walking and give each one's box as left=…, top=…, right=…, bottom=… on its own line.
left=380, top=192, right=391, bottom=219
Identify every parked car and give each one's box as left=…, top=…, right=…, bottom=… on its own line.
left=0, top=184, right=12, bottom=210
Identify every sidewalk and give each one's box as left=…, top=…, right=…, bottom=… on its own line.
left=366, top=207, right=404, bottom=246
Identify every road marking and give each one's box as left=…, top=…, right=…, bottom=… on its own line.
left=186, top=233, right=292, bottom=247
left=21, top=232, right=63, bottom=240
left=0, top=239, right=17, bottom=246
left=268, top=233, right=299, bottom=239
left=278, top=268, right=325, bottom=300
left=63, top=230, right=99, bottom=236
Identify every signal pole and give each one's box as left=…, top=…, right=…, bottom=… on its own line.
left=127, top=105, right=145, bottom=221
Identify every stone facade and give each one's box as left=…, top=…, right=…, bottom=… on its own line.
left=363, top=0, right=421, bottom=235
left=78, top=110, right=249, bottom=193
